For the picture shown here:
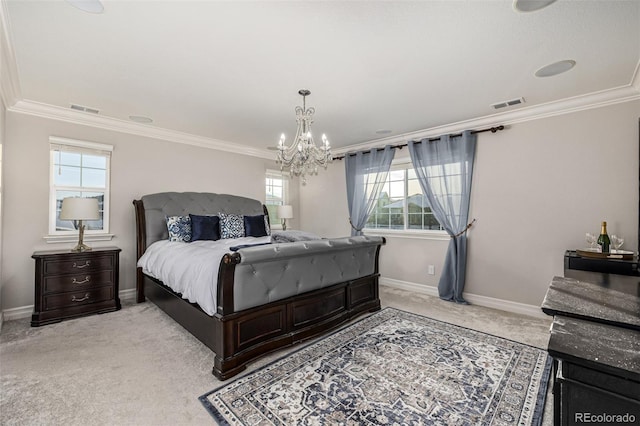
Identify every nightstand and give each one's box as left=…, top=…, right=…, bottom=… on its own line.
left=31, top=246, right=121, bottom=326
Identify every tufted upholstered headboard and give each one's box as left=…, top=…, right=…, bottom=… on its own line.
left=137, top=192, right=266, bottom=251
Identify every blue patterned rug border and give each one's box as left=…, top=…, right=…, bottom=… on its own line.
left=199, top=307, right=552, bottom=425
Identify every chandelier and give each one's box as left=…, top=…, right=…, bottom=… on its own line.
left=276, top=89, right=332, bottom=184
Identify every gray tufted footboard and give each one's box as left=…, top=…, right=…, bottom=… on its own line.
left=220, top=236, right=383, bottom=312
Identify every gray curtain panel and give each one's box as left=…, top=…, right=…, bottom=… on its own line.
left=408, top=130, right=477, bottom=303
left=345, top=145, right=395, bottom=236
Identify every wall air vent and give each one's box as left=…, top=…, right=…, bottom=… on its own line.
left=70, top=104, right=100, bottom=114
left=491, top=97, right=525, bottom=110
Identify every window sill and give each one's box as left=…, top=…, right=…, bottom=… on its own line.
left=363, top=229, right=449, bottom=241
left=44, top=233, right=115, bottom=244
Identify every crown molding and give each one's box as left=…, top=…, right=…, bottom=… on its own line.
left=333, top=79, right=640, bottom=156
left=0, top=0, right=22, bottom=108
left=9, top=99, right=274, bottom=160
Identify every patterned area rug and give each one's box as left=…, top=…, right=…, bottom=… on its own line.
left=200, top=308, right=551, bottom=425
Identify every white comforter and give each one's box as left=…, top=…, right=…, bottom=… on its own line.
left=137, top=236, right=272, bottom=315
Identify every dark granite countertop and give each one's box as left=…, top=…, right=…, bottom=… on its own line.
left=541, top=276, right=640, bottom=331
left=548, top=315, right=640, bottom=380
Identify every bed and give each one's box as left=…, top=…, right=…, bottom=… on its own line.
left=133, top=192, right=385, bottom=380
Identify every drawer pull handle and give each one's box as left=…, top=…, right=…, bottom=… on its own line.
left=73, top=261, right=91, bottom=269
left=71, top=293, right=90, bottom=302
left=72, top=276, right=91, bottom=284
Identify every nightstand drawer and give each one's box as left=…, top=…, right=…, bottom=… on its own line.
left=43, top=255, right=115, bottom=276
left=43, top=270, right=115, bottom=293
left=43, top=286, right=114, bottom=311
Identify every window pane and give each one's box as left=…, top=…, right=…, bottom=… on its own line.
left=389, top=181, right=404, bottom=198
left=82, top=168, right=106, bottom=188
left=389, top=170, right=404, bottom=181
left=266, top=205, right=279, bottom=224
left=54, top=166, right=81, bottom=186
left=407, top=179, right=422, bottom=197
left=390, top=212, right=404, bottom=229
left=424, top=213, right=441, bottom=230
left=57, top=151, right=81, bottom=167
left=408, top=213, right=424, bottom=229
left=82, top=154, right=106, bottom=169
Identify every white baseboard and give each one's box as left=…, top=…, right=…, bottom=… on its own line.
left=2, top=288, right=139, bottom=322
left=119, top=288, right=137, bottom=302
left=380, top=277, right=548, bottom=319
left=2, top=305, right=33, bottom=321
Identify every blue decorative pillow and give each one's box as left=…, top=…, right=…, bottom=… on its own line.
left=244, top=214, right=268, bottom=237
left=166, top=215, right=191, bottom=242
left=189, top=214, right=220, bottom=241
left=219, top=213, right=245, bottom=239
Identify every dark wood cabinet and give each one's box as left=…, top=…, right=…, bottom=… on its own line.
left=564, top=250, right=639, bottom=276
left=31, top=247, right=121, bottom=326
left=542, top=272, right=640, bottom=425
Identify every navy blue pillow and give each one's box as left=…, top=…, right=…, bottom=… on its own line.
left=189, top=214, right=221, bottom=241
left=244, top=214, right=268, bottom=237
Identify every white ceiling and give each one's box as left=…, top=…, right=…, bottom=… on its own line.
left=3, top=0, right=640, bottom=154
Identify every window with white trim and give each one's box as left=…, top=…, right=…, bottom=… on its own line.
left=365, top=162, right=444, bottom=232
left=49, top=137, right=112, bottom=237
left=265, top=170, right=289, bottom=228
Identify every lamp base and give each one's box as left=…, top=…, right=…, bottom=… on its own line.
left=71, top=243, right=92, bottom=252
left=281, top=220, right=287, bottom=231
left=71, top=221, right=92, bottom=252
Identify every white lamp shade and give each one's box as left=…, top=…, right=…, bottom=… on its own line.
left=60, top=197, right=100, bottom=221
left=277, top=205, right=293, bottom=219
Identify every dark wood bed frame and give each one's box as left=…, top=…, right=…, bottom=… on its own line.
left=133, top=199, right=383, bottom=380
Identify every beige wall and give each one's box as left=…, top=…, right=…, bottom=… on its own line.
left=1, top=111, right=283, bottom=310
left=300, top=100, right=640, bottom=306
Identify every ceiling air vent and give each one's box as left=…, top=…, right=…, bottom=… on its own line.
left=70, top=104, right=100, bottom=114
left=491, top=97, right=525, bottom=110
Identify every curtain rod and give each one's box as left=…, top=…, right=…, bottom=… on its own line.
left=333, top=125, right=505, bottom=161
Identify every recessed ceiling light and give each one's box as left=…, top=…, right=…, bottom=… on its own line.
left=535, top=60, right=576, bottom=77
left=65, top=0, right=104, bottom=13
left=513, top=0, right=557, bottom=13
left=129, top=115, right=153, bottom=124
left=375, top=129, right=392, bottom=135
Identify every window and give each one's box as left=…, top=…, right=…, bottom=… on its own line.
left=48, top=137, right=113, bottom=239
left=365, top=162, right=444, bottom=232
left=265, top=170, right=289, bottom=228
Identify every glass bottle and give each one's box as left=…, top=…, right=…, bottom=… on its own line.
left=597, top=221, right=610, bottom=253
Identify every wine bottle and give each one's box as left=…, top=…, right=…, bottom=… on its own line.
left=597, top=221, right=610, bottom=253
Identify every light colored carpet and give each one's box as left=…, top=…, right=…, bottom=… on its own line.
left=1, top=286, right=553, bottom=425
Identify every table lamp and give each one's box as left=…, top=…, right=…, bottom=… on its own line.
left=60, top=197, right=100, bottom=252
left=277, top=205, right=293, bottom=231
